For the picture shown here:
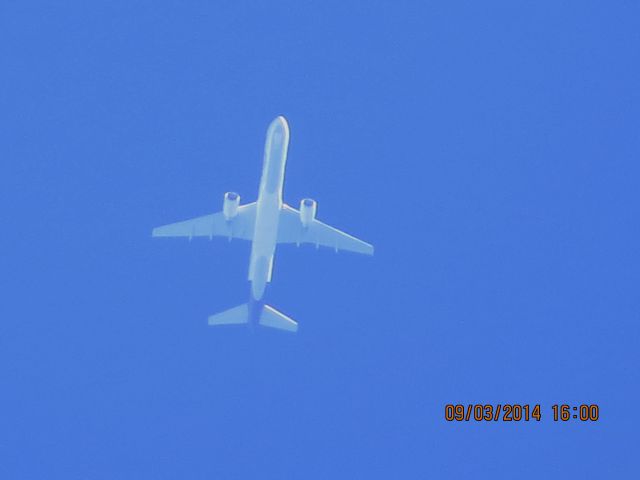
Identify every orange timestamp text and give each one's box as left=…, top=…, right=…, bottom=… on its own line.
left=444, top=404, right=600, bottom=422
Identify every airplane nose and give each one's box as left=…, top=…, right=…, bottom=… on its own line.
left=271, top=115, right=288, bottom=131
left=268, top=116, right=289, bottom=144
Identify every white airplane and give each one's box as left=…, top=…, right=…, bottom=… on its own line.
left=152, top=116, right=373, bottom=332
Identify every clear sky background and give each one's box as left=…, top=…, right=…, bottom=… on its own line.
left=2, top=1, right=639, bottom=478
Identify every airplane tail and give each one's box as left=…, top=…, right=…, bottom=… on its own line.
left=207, top=303, right=298, bottom=332
left=259, top=305, right=298, bottom=332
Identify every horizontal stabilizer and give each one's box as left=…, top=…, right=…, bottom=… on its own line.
left=208, top=304, right=248, bottom=326
left=259, top=305, right=298, bottom=332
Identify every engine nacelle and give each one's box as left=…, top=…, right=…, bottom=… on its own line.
left=299, top=198, right=317, bottom=227
left=223, top=192, right=240, bottom=220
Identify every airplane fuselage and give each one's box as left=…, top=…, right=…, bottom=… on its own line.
left=248, top=116, right=290, bottom=304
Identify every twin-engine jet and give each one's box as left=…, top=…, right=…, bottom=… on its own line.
left=152, top=116, right=373, bottom=332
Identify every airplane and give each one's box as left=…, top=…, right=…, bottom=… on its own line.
left=152, top=116, right=373, bottom=332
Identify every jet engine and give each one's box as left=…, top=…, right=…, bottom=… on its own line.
left=299, top=198, right=317, bottom=227
left=223, top=192, right=240, bottom=220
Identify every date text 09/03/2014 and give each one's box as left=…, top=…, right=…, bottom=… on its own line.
left=444, top=404, right=599, bottom=422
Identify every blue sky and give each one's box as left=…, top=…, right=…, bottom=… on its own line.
left=1, top=1, right=639, bottom=478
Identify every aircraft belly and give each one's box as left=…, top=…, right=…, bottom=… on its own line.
left=249, top=255, right=272, bottom=300
left=262, top=117, right=289, bottom=195
left=248, top=116, right=289, bottom=301
left=248, top=192, right=280, bottom=297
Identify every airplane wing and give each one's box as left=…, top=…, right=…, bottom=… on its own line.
left=152, top=203, right=257, bottom=240
left=277, top=204, right=374, bottom=255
